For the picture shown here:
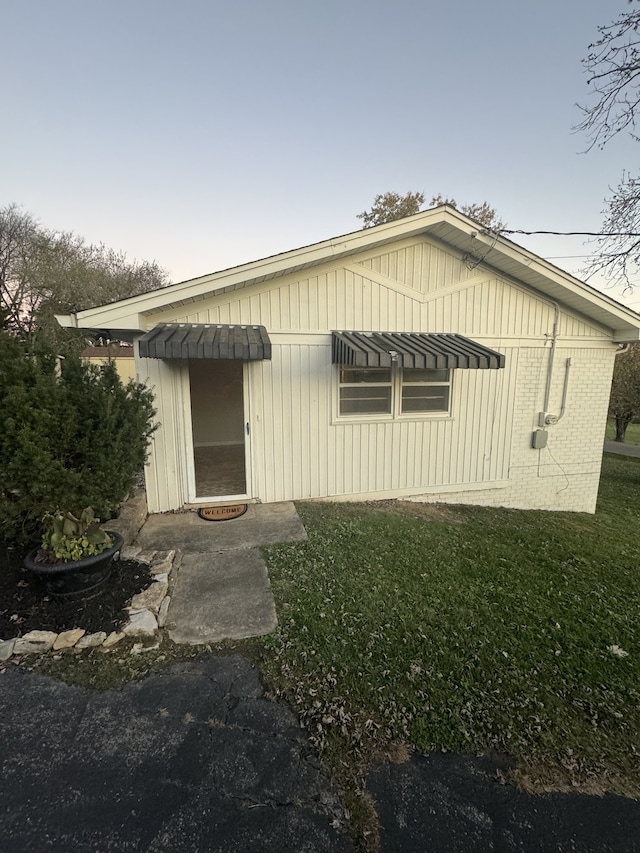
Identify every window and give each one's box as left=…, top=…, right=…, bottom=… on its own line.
left=338, top=367, right=451, bottom=417
left=339, top=368, right=392, bottom=414
left=400, top=368, right=450, bottom=413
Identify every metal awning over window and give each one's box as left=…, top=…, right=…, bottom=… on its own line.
left=332, top=331, right=504, bottom=369
left=138, top=324, right=272, bottom=360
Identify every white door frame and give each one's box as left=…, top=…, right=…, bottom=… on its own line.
left=183, top=359, right=253, bottom=505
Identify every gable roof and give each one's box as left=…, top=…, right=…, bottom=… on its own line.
left=57, top=205, right=640, bottom=342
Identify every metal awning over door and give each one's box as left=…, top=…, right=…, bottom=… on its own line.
left=138, top=324, right=272, bottom=360
left=331, top=331, right=505, bottom=369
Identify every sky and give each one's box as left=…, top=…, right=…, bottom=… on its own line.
left=3, top=0, right=639, bottom=308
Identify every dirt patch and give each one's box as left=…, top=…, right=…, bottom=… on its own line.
left=0, top=542, right=151, bottom=640
left=365, top=499, right=466, bottom=525
left=513, top=760, right=640, bottom=800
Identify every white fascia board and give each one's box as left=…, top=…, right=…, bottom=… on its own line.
left=55, top=314, right=76, bottom=328
left=613, top=328, right=640, bottom=342
left=58, top=309, right=145, bottom=333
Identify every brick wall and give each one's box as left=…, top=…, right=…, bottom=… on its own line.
left=407, top=344, right=617, bottom=513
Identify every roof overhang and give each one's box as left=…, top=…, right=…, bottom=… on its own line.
left=332, top=331, right=505, bottom=369
left=138, top=324, right=272, bottom=360
left=56, top=206, right=640, bottom=342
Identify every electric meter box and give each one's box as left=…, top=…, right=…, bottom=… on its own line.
left=532, top=429, right=548, bottom=449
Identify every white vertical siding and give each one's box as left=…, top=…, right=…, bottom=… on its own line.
left=246, top=340, right=517, bottom=504
left=135, top=349, right=189, bottom=513
left=142, top=237, right=615, bottom=513
left=357, top=239, right=474, bottom=293
left=151, top=273, right=608, bottom=344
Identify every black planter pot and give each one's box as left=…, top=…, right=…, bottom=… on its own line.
left=23, top=532, right=124, bottom=601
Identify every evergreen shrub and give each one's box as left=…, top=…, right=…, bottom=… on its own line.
left=0, top=332, right=156, bottom=544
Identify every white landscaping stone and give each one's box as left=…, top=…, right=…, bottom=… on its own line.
left=129, top=582, right=168, bottom=614
left=0, top=536, right=185, bottom=656
left=130, top=642, right=160, bottom=655
left=0, top=639, right=16, bottom=661
left=53, top=628, right=86, bottom=650
left=123, top=609, right=158, bottom=636
left=13, top=630, right=58, bottom=655
left=157, top=596, right=171, bottom=628
left=102, top=631, right=126, bottom=648
left=120, top=545, right=143, bottom=561
left=152, top=549, right=175, bottom=566
left=134, top=551, right=157, bottom=565
left=76, top=631, right=107, bottom=650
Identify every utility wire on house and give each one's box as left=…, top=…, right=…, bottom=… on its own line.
left=496, top=229, right=640, bottom=237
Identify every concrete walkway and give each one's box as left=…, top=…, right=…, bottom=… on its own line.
left=134, top=502, right=307, bottom=645
left=604, top=439, right=640, bottom=457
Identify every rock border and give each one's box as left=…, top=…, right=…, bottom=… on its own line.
left=0, top=547, right=181, bottom=662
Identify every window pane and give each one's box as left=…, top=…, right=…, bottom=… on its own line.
left=340, top=386, right=392, bottom=414
left=403, top=368, right=450, bottom=383
left=401, top=386, right=450, bottom=413
left=340, top=368, right=391, bottom=384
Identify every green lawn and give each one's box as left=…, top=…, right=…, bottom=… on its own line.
left=259, top=455, right=640, bottom=810
left=605, top=418, right=640, bottom=444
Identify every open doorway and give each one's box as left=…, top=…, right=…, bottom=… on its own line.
left=188, top=359, right=246, bottom=498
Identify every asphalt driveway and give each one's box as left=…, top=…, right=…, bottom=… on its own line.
left=2, top=653, right=640, bottom=852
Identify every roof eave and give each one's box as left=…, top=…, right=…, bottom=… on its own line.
left=57, top=205, right=640, bottom=338
left=613, top=328, right=640, bottom=343
left=58, top=208, right=459, bottom=330
left=432, top=221, right=640, bottom=337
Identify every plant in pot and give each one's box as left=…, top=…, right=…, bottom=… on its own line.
left=23, top=508, right=124, bottom=601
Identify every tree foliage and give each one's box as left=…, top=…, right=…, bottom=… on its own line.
left=0, top=204, right=169, bottom=351
left=608, top=343, right=640, bottom=441
left=357, top=190, right=504, bottom=230
left=428, top=195, right=505, bottom=231
left=0, top=330, right=157, bottom=545
left=357, top=191, right=426, bottom=227
left=577, top=2, right=640, bottom=289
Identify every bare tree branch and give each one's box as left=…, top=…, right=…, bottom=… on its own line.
left=576, top=1, right=640, bottom=149
left=581, top=173, right=640, bottom=292
left=576, top=3, right=640, bottom=290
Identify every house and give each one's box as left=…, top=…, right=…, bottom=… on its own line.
left=80, top=343, right=137, bottom=383
left=57, top=205, right=640, bottom=515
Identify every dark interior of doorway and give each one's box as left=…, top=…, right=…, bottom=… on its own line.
left=189, top=359, right=246, bottom=498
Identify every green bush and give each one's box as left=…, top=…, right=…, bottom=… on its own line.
left=0, top=332, right=156, bottom=544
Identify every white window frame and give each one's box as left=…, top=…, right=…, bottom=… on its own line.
left=335, top=365, right=452, bottom=421
left=337, top=366, right=393, bottom=417
left=399, top=367, right=451, bottom=416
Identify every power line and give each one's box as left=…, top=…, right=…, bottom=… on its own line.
left=499, top=229, right=640, bottom=237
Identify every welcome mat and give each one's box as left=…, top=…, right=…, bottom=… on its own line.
left=197, top=504, right=248, bottom=522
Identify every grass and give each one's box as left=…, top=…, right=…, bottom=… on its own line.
left=3, top=456, right=640, bottom=850
left=258, top=454, right=640, bottom=830
left=605, top=418, right=640, bottom=444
